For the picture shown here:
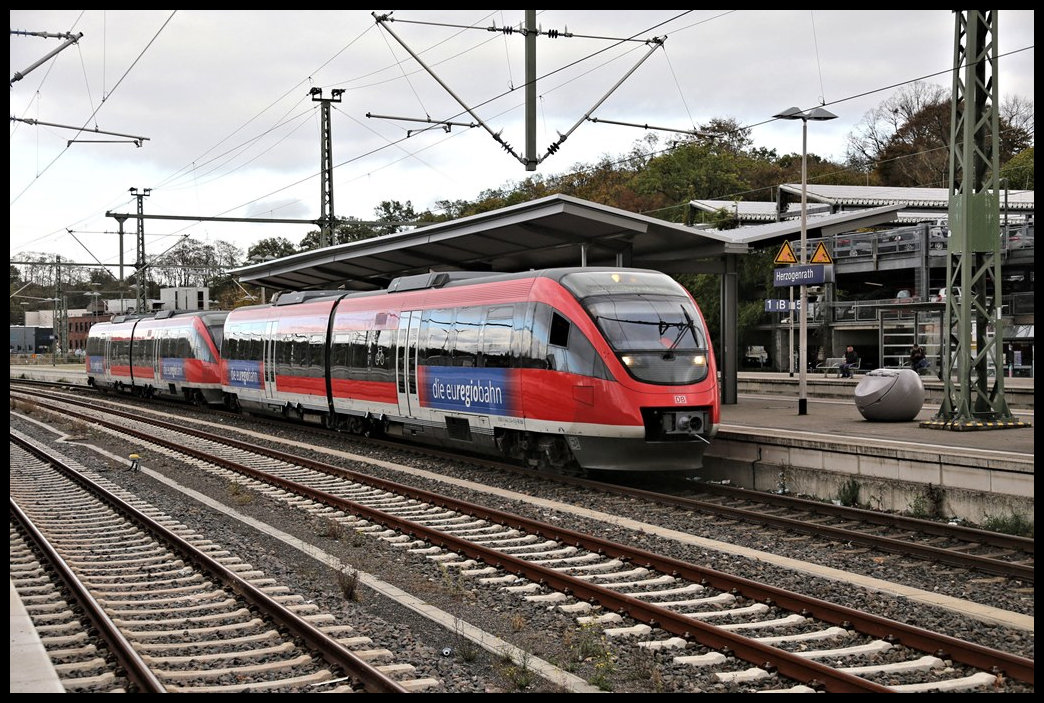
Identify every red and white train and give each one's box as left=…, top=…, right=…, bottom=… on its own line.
left=220, top=267, right=720, bottom=473
left=85, top=268, right=720, bottom=474
left=86, top=309, right=228, bottom=405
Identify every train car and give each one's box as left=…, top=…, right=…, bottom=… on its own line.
left=86, top=309, right=228, bottom=405
left=221, top=268, right=719, bottom=474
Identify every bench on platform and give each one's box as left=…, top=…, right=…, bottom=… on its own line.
left=817, top=357, right=860, bottom=377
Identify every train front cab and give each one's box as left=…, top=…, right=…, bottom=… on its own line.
left=514, top=271, right=719, bottom=473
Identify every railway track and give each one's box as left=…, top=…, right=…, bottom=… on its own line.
left=12, top=382, right=1034, bottom=584
left=10, top=432, right=432, bottom=693
left=9, top=389, right=1034, bottom=692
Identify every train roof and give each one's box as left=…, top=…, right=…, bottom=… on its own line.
left=107, top=309, right=229, bottom=324
left=243, top=266, right=678, bottom=309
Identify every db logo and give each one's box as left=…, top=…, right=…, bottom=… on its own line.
left=674, top=395, right=687, bottom=404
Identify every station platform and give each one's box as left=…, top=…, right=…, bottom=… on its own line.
left=10, top=581, right=65, bottom=692
left=706, top=371, right=1033, bottom=526
left=724, top=370, right=1033, bottom=455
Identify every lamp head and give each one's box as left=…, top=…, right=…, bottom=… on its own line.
left=805, top=107, right=838, bottom=122
left=773, top=107, right=804, bottom=121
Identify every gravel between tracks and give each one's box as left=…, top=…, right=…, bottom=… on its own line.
left=10, top=404, right=1035, bottom=693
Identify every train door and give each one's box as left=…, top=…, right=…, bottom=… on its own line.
left=102, top=329, right=113, bottom=384
left=396, top=310, right=421, bottom=417
left=262, top=320, right=279, bottom=402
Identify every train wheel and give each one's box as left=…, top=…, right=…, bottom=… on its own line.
left=537, top=436, right=583, bottom=476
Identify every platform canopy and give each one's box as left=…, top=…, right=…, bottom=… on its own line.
left=232, top=194, right=905, bottom=292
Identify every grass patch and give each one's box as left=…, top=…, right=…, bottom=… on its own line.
left=315, top=516, right=346, bottom=540
left=909, top=483, right=943, bottom=519
left=981, top=511, right=1033, bottom=537
left=836, top=478, right=860, bottom=507
left=336, top=565, right=360, bottom=601
left=227, top=480, right=254, bottom=505
left=494, top=649, right=535, bottom=691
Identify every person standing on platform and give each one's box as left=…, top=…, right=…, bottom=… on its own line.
left=839, top=345, right=859, bottom=378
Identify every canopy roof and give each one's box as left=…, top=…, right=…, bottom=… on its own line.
left=234, top=194, right=904, bottom=292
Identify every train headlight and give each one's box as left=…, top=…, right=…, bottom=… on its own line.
left=691, top=354, right=707, bottom=367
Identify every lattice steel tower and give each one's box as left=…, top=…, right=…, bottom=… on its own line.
left=923, top=11, right=1027, bottom=431
left=311, top=87, right=344, bottom=249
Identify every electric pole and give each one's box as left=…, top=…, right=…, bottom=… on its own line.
left=130, top=187, right=151, bottom=313
left=311, top=88, right=344, bottom=249
left=53, top=255, right=67, bottom=364
left=924, top=10, right=1027, bottom=431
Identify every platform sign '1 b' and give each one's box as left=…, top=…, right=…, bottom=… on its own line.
left=764, top=299, right=801, bottom=312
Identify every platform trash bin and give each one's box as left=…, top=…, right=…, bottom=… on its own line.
left=853, top=368, right=924, bottom=421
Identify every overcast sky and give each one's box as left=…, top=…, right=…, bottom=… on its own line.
left=9, top=10, right=1035, bottom=281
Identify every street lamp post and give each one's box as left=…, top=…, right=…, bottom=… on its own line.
left=773, top=106, right=838, bottom=415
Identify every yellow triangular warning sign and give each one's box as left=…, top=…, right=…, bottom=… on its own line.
left=810, top=242, right=833, bottom=264
left=774, top=240, right=798, bottom=264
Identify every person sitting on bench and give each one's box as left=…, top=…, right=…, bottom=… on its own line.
left=909, top=343, right=929, bottom=373
left=839, top=345, right=859, bottom=378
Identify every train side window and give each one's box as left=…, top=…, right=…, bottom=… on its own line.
left=294, top=334, right=305, bottom=368
left=545, top=312, right=570, bottom=371
left=516, top=303, right=549, bottom=369
left=370, top=329, right=393, bottom=382
left=178, top=333, right=193, bottom=359
left=567, top=329, right=609, bottom=380
left=347, top=329, right=368, bottom=379
left=330, top=334, right=348, bottom=376
left=481, top=305, right=515, bottom=368
left=249, top=333, right=262, bottom=361
left=419, top=309, right=453, bottom=366
left=208, top=320, right=224, bottom=349
left=308, top=334, right=325, bottom=376
left=452, top=307, right=481, bottom=367
left=549, top=312, right=570, bottom=347
left=546, top=310, right=609, bottom=379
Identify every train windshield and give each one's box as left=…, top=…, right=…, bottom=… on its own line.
left=562, top=271, right=711, bottom=385
left=584, top=298, right=707, bottom=352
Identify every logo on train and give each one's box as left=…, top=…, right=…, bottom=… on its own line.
left=419, top=367, right=518, bottom=415
left=224, top=359, right=263, bottom=389
left=160, top=358, right=187, bottom=381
